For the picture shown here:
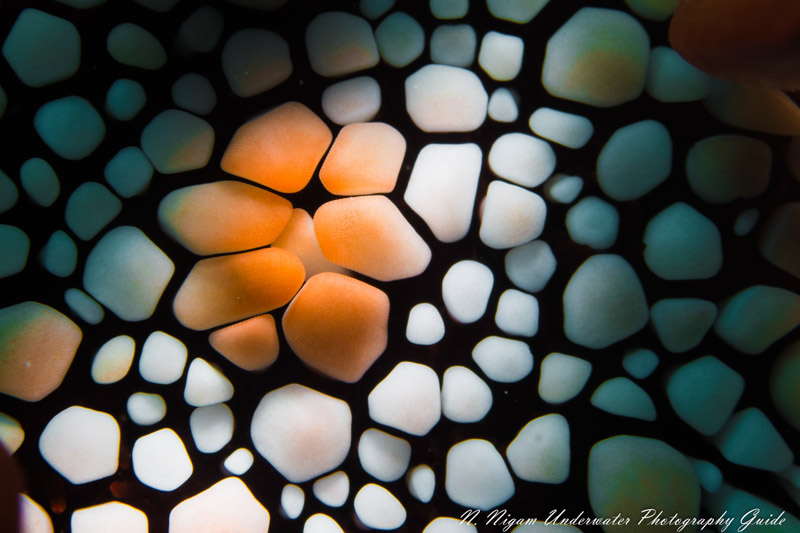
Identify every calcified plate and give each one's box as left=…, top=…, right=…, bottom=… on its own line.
left=1, top=0, right=799, bottom=532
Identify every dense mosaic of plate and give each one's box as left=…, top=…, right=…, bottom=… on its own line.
left=1, top=0, right=799, bottom=532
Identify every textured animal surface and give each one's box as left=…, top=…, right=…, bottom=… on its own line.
left=1, top=1, right=799, bottom=532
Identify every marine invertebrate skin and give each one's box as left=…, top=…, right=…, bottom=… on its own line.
left=0, top=1, right=799, bottom=532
